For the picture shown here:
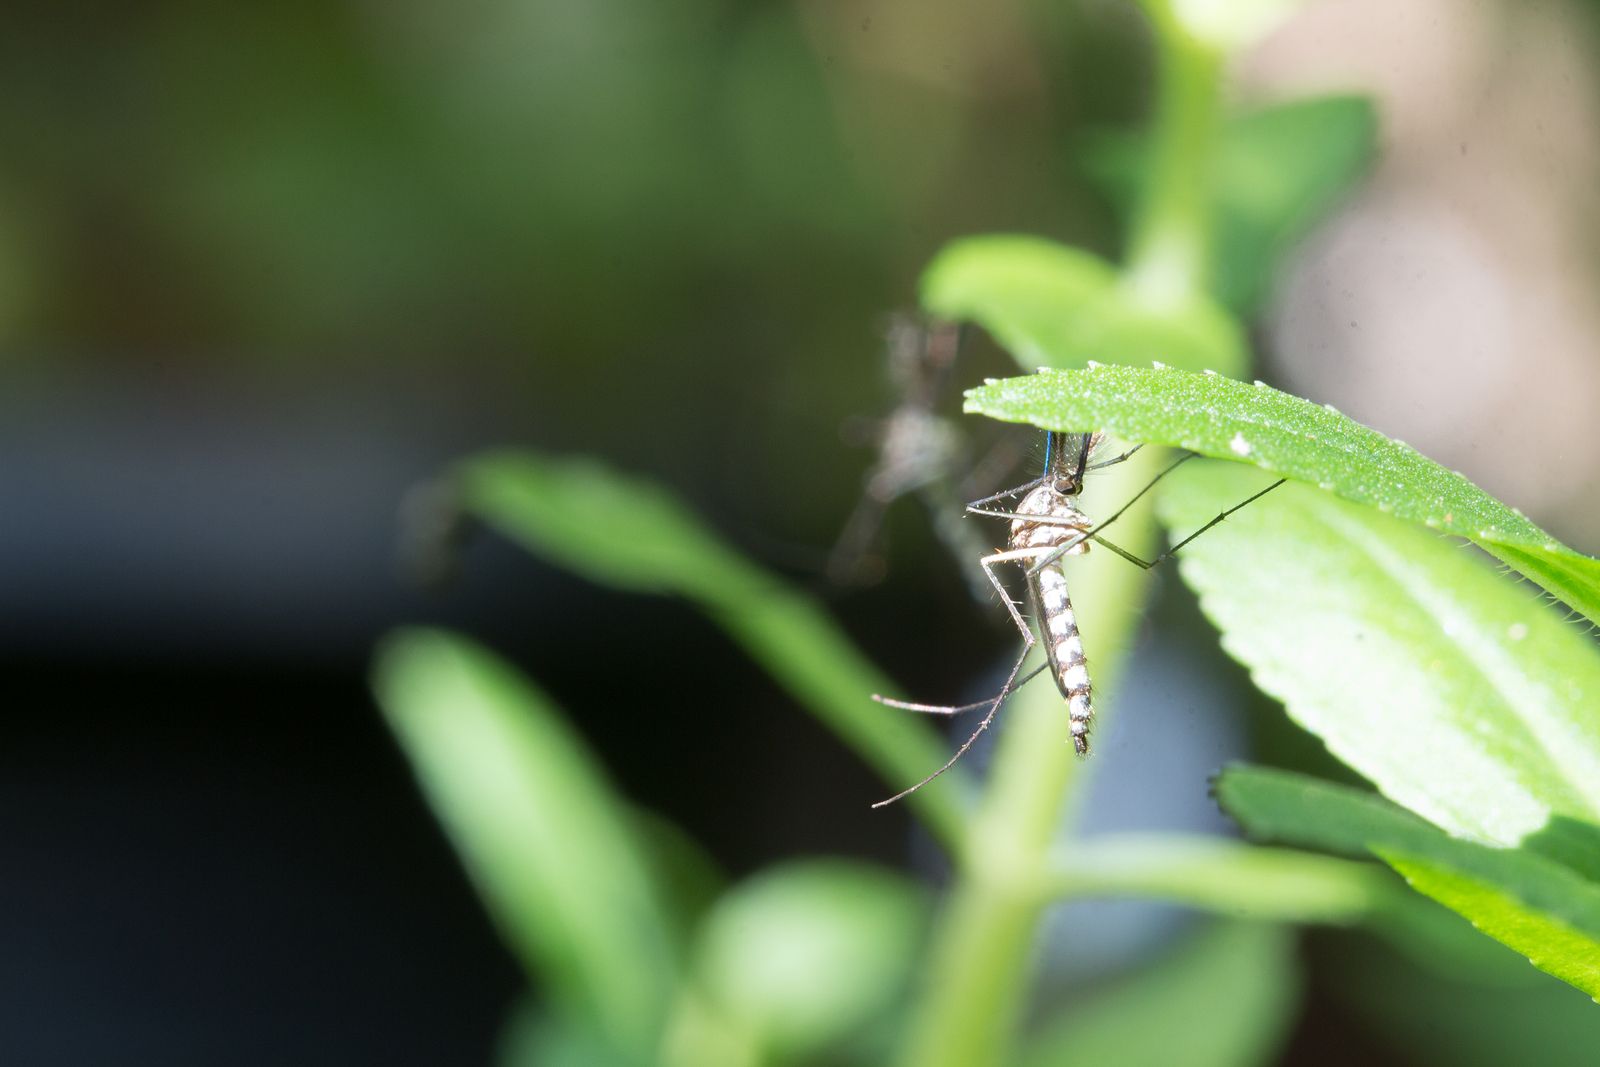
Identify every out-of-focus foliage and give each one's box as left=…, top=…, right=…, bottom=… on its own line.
left=1044, top=835, right=1398, bottom=925
left=363, top=2, right=1600, bottom=1064
left=686, top=861, right=928, bottom=1062
left=374, top=630, right=681, bottom=1062
left=456, top=450, right=970, bottom=849
left=1329, top=923, right=1600, bottom=1065
left=921, top=236, right=1247, bottom=376
left=1020, top=921, right=1299, bottom=1067
left=1083, top=95, right=1377, bottom=313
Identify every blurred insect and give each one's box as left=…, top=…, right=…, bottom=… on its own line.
left=396, top=477, right=480, bottom=591
left=828, top=314, right=1024, bottom=600
left=872, top=431, right=1284, bottom=807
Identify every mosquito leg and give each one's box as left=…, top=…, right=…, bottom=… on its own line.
left=966, top=476, right=1046, bottom=510
left=872, top=661, right=1050, bottom=714
left=980, top=548, right=1049, bottom=643
left=1087, top=534, right=1152, bottom=570
left=1086, top=443, right=1144, bottom=471
left=966, top=505, right=1053, bottom=521
left=1074, top=451, right=1197, bottom=540
left=1087, top=478, right=1289, bottom=570
left=871, top=639, right=1035, bottom=808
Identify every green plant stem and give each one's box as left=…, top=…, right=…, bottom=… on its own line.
left=900, top=11, right=1233, bottom=1062
left=1041, top=834, right=1401, bottom=923
left=897, top=452, right=1165, bottom=1067
left=1124, top=6, right=1225, bottom=309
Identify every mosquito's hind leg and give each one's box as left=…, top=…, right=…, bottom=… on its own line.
left=966, top=476, right=1046, bottom=511
left=871, top=639, right=1036, bottom=808
left=977, top=547, right=1050, bottom=643
left=872, top=661, right=1049, bottom=715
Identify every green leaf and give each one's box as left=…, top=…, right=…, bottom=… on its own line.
left=920, top=236, right=1247, bottom=377
left=373, top=629, right=679, bottom=1057
left=457, top=450, right=969, bottom=850
left=1217, top=766, right=1600, bottom=998
left=963, top=364, right=1600, bottom=623
left=1382, top=856, right=1600, bottom=996
left=498, top=1003, right=638, bottom=1067
left=1019, top=921, right=1299, bottom=1067
left=1158, top=461, right=1600, bottom=844
left=1085, top=95, right=1376, bottom=313
left=1330, top=924, right=1600, bottom=1067
left=690, top=861, right=929, bottom=1060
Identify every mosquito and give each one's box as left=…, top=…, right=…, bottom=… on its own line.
left=871, top=431, right=1285, bottom=808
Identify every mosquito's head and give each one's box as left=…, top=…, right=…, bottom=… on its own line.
left=1044, top=431, right=1098, bottom=494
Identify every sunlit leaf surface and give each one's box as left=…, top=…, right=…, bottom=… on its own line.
left=1161, top=462, right=1600, bottom=842
left=1218, top=767, right=1600, bottom=998
left=964, top=364, right=1600, bottom=621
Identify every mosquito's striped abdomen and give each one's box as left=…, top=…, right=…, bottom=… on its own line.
left=1034, top=563, right=1092, bottom=754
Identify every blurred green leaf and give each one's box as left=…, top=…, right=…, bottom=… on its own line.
left=920, top=236, right=1247, bottom=377
left=1217, top=766, right=1600, bottom=998
left=1137, top=0, right=1305, bottom=51
left=1044, top=834, right=1399, bottom=924
left=630, top=807, right=727, bottom=946
left=373, top=629, right=679, bottom=1058
left=1085, top=95, right=1375, bottom=313
left=458, top=450, right=969, bottom=849
left=1329, top=923, right=1600, bottom=1066
left=497, top=1002, right=637, bottom=1067
left=963, top=364, right=1600, bottom=623
left=690, top=861, right=929, bottom=1060
left=1157, top=461, right=1600, bottom=844
left=1020, top=921, right=1298, bottom=1067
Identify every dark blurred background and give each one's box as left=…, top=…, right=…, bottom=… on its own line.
left=5, top=1, right=1600, bottom=1063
